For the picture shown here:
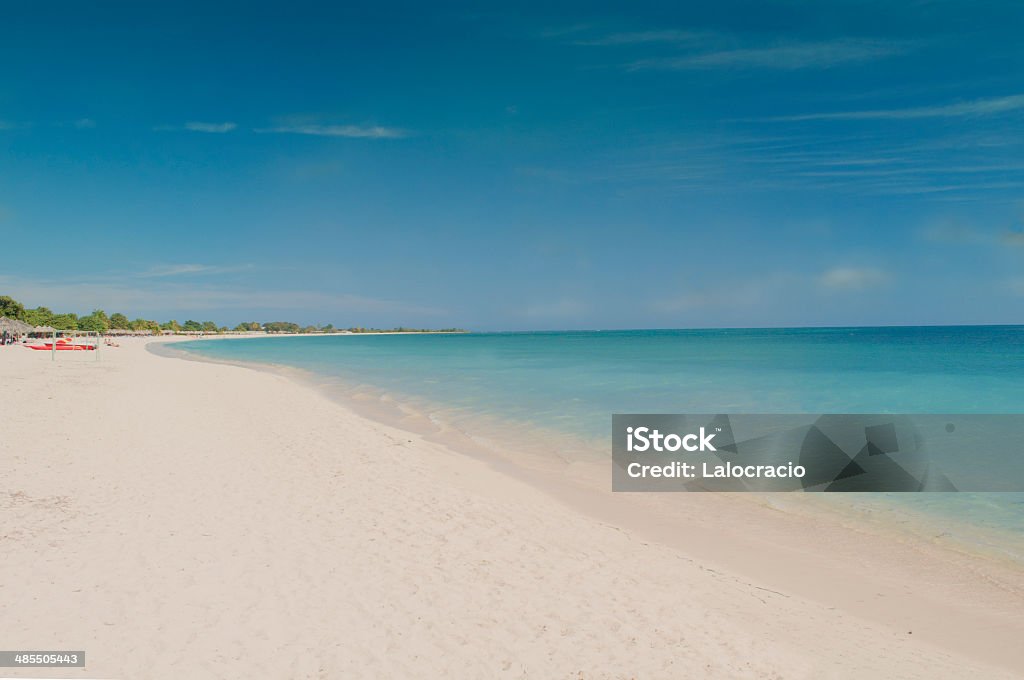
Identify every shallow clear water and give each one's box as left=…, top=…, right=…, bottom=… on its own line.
left=181, top=327, right=1024, bottom=541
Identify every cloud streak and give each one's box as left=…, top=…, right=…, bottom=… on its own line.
left=629, top=39, right=909, bottom=71
left=765, top=94, right=1024, bottom=121
left=255, top=124, right=406, bottom=139
left=137, top=263, right=254, bottom=278
left=154, top=122, right=238, bottom=133
left=819, top=267, right=889, bottom=290
left=184, top=121, right=237, bottom=133
left=574, top=30, right=709, bottom=46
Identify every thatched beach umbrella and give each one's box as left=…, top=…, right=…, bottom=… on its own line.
left=34, top=325, right=57, bottom=334
left=0, top=316, right=32, bottom=334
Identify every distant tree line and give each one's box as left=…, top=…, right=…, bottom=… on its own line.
left=0, top=294, right=466, bottom=335
left=0, top=296, right=164, bottom=333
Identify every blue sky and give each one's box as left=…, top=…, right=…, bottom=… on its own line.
left=1, top=0, right=1023, bottom=329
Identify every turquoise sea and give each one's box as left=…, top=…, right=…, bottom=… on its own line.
left=178, top=327, right=1024, bottom=550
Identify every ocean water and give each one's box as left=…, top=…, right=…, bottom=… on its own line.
left=179, top=327, right=1024, bottom=547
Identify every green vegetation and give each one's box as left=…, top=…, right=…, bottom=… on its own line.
left=262, top=321, right=301, bottom=333
left=77, top=309, right=110, bottom=332
left=344, top=327, right=466, bottom=333
left=0, top=293, right=468, bottom=335
left=0, top=295, right=26, bottom=319
left=21, top=306, right=79, bottom=330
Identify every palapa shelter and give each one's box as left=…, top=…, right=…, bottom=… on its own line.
left=0, top=316, right=33, bottom=335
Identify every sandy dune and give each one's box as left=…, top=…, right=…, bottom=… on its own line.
left=1, top=340, right=1022, bottom=679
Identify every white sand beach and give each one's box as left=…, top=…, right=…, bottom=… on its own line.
left=2, top=339, right=1023, bottom=679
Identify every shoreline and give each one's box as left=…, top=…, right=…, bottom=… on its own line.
left=2, top=337, right=1023, bottom=677
left=168, top=336, right=1024, bottom=567
left=164, top=337, right=1024, bottom=670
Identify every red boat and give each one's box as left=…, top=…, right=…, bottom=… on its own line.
left=28, top=340, right=96, bottom=351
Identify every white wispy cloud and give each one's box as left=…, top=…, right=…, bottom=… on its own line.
left=137, top=263, right=253, bottom=278
left=537, top=24, right=592, bottom=39
left=255, top=124, right=406, bottom=139
left=766, top=94, right=1024, bottom=122
left=551, top=124, right=1024, bottom=200
left=871, top=180, right=1024, bottom=195
left=819, top=267, right=889, bottom=290
left=628, top=39, right=909, bottom=71
left=574, top=30, right=709, bottom=46
left=184, top=121, right=237, bottom=133
left=154, top=122, right=238, bottom=133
